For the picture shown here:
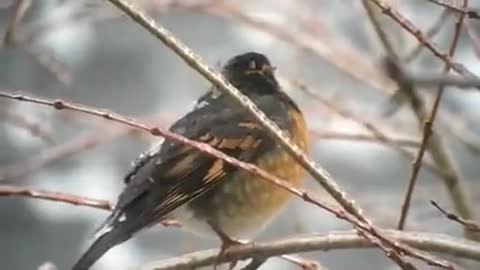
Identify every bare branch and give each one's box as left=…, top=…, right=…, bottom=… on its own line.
left=425, top=0, right=480, bottom=19
left=370, top=0, right=480, bottom=89
left=2, top=0, right=30, bottom=46
left=0, top=107, right=55, bottom=145
left=404, top=9, right=451, bottom=62
left=134, top=231, right=480, bottom=270
left=311, top=130, right=420, bottom=148
left=431, top=201, right=480, bottom=232
left=0, top=184, right=113, bottom=210
left=384, top=59, right=480, bottom=89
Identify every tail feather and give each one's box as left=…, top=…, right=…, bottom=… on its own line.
left=72, top=223, right=134, bottom=270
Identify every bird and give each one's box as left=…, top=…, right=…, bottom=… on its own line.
left=72, top=52, right=308, bottom=270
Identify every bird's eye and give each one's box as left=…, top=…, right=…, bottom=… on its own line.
left=248, top=60, right=257, bottom=70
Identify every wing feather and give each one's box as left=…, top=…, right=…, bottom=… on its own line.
left=99, top=96, right=278, bottom=232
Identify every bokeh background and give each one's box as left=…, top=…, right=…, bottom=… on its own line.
left=1, top=0, right=480, bottom=269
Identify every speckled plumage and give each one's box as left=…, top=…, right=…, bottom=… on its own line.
left=72, top=52, right=308, bottom=270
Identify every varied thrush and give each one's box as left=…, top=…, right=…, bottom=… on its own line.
left=72, top=52, right=308, bottom=270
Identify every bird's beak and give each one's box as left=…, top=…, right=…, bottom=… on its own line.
left=246, top=64, right=276, bottom=75
left=261, top=64, right=276, bottom=73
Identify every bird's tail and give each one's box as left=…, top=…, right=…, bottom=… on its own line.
left=72, top=222, right=136, bottom=270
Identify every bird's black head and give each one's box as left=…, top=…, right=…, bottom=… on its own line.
left=222, top=52, right=279, bottom=94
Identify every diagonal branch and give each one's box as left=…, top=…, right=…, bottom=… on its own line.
left=370, top=0, right=480, bottom=89
left=0, top=107, right=55, bottom=145
left=432, top=201, right=480, bottom=232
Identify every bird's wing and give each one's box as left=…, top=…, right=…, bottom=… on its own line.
left=100, top=96, right=276, bottom=232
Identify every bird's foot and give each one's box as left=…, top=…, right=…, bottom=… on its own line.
left=214, top=236, right=249, bottom=270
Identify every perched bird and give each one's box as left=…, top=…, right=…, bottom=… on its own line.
left=72, top=52, right=308, bottom=270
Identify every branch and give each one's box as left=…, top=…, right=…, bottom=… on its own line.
left=0, top=107, right=55, bottom=145
left=311, top=130, right=420, bottom=148
left=432, top=201, right=480, bottom=232
left=404, top=9, right=451, bottom=62
left=2, top=0, right=30, bottom=46
left=133, top=230, right=480, bottom=270
left=384, top=59, right=480, bottom=89
left=370, top=0, right=480, bottom=90
left=0, top=184, right=113, bottom=210
left=0, top=113, right=157, bottom=181
left=279, top=255, right=325, bottom=270
left=425, top=0, right=480, bottom=19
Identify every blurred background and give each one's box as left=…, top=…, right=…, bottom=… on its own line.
left=1, top=0, right=480, bottom=269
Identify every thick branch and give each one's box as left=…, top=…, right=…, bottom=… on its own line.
left=134, top=231, right=480, bottom=270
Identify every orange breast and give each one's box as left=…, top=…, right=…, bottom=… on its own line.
left=209, top=108, right=309, bottom=237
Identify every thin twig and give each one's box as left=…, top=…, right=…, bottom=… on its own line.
left=311, top=130, right=420, bottom=148
left=425, top=0, right=480, bottom=19
left=0, top=112, right=170, bottom=181
left=404, top=9, right=451, bottom=62
left=0, top=184, right=113, bottom=210
left=280, top=255, right=324, bottom=270
left=431, top=201, right=480, bottom=232
left=22, top=46, right=72, bottom=86
left=1, top=0, right=71, bottom=86
left=240, top=257, right=267, bottom=270
left=0, top=131, right=118, bottom=181
left=383, top=59, right=480, bottom=89
left=465, top=20, right=480, bottom=59
left=2, top=0, right=30, bottom=46
left=0, top=107, right=55, bottom=145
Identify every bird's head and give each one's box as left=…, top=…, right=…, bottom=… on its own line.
left=222, top=52, right=279, bottom=94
